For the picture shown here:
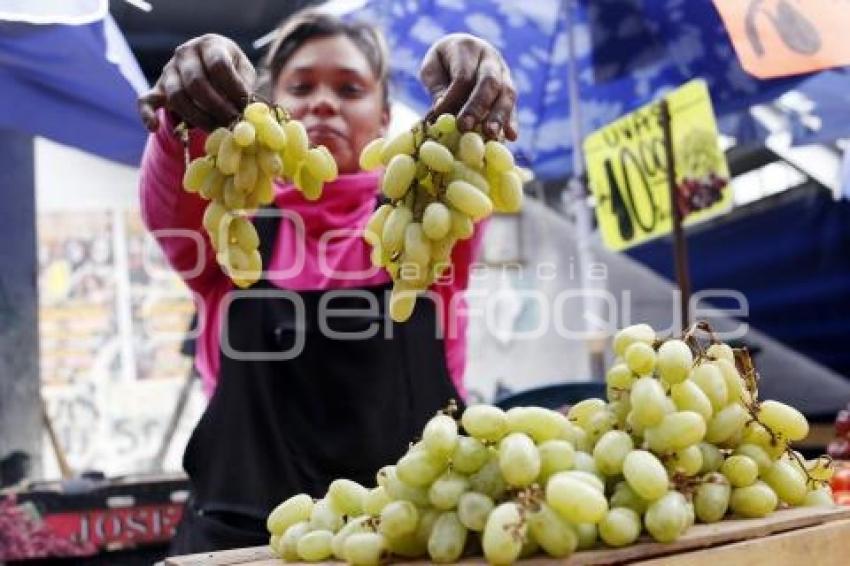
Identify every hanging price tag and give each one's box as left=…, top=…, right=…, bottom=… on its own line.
left=583, top=79, right=731, bottom=252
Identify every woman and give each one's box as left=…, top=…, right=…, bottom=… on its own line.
left=138, top=9, right=517, bottom=554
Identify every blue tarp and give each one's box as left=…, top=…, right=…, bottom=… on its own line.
left=627, top=188, right=850, bottom=383
left=0, top=14, right=147, bottom=166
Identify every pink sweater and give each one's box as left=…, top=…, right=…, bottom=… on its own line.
left=139, top=113, right=484, bottom=399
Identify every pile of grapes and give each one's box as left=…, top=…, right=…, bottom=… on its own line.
left=181, top=101, right=338, bottom=287
left=266, top=323, right=834, bottom=564
left=360, top=114, right=528, bottom=322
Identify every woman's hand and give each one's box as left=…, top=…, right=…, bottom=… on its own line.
left=137, top=34, right=256, bottom=132
left=419, top=33, right=518, bottom=140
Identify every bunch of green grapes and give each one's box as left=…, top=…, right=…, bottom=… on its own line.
left=265, top=322, right=833, bottom=565
left=359, top=114, right=530, bottom=322
left=182, top=100, right=337, bottom=287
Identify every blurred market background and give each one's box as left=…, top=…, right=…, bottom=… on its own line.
left=1, top=0, right=849, bottom=563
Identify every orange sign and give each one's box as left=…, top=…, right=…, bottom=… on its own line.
left=713, top=0, right=850, bottom=78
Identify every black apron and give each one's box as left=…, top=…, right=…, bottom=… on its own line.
left=169, top=209, right=461, bottom=554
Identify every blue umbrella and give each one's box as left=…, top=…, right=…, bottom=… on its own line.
left=347, top=0, right=841, bottom=179
left=0, top=7, right=148, bottom=166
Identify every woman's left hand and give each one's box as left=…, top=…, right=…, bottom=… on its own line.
left=420, top=33, right=518, bottom=141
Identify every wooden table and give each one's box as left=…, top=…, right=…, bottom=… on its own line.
left=165, top=505, right=850, bottom=566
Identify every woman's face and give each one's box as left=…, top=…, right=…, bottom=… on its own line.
left=273, top=34, right=390, bottom=175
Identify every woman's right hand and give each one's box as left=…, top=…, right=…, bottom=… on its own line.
left=138, top=34, right=256, bottom=132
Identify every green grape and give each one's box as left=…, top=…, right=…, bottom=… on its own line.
left=280, top=520, right=311, bottom=561
left=451, top=435, right=489, bottom=474
left=199, top=168, right=225, bottom=201
left=222, top=177, right=245, bottom=209
left=624, top=341, right=657, bottom=375
left=422, top=202, right=452, bottom=240
left=528, top=502, right=579, bottom=558
left=572, top=523, right=596, bottom=550
left=803, top=486, right=834, bottom=507
left=343, top=532, right=385, bottom=566
left=630, top=377, right=670, bottom=428
left=484, top=140, right=514, bottom=173
left=457, top=491, right=494, bottom=532
left=613, top=323, right=655, bottom=357
left=379, top=500, right=419, bottom=539
left=384, top=466, right=430, bottom=507
left=257, top=147, right=283, bottom=177
left=428, top=512, right=467, bottom=563
left=309, top=498, right=344, bottom=533
left=449, top=209, right=475, bottom=240
left=572, top=450, right=601, bottom=478
left=722, top=455, right=759, bottom=488
left=645, top=411, right=706, bottom=453
left=389, top=283, right=417, bottom=323
left=216, top=132, right=241, bottom=175
left=694, top=473, right=731, bottom=523
left=482, top=502, right=526, bottom=566
left=269, top=533, right=281, bottom=557
left=384, top=531, right=426, bottom=559
left=267, top=493, right=313, bottom=535
left=559, top=421, right=590, bottom=453
left=498, top=432, right=541, bottom=487
left=763, top=460, right=807, bottom=505
left=434, top=113, right=457, bottom=134
left=690, top=363, right=728, bottom=411
left=380, top=129, right=416, bottom=163
left=495, top=170, right=523, bottom=213
left=256, top=114, right=287, bottom=150
left=461, top=405, right=508, bottom=442
left=505, top=406, right=565, bottom=443
left=364, top=204, right=392, bottom=246
left=730, top=481, right=778, bottom=518
left=232, top=120, right=256, bottom=146
left=469, top=450, right=507, bottom=500
left=234, top=154, right=259, bottom=193
left=599, top=507, right=641, bottom=547
left=422, top=413, right=458, bottom=458
left=332, top=516, right=373, bottom=560
left=584, top=410, right=618, bottom=452
left=382, top=154, right=416, bottom=199
left=445, top=179, right=493, bottom=221
left=381, top=204, right=413, bottom=255
left=657, top=339, right=694, bottom=384
left=546, top=473, right=608, bottom=524
left=567, top=398, right=607, bottom=430
left=606, top=363, right=635, bottom=390
left=397, top=446, right=446, bottom=487
left=328, top=479, right=366, bottom=517
left=457, top=132, right=485, bottom=168
left=183, top=156, right=214, bottom=193
left=715, top=358, right=747, bottom=404
left=253, top=173, right=275, bottom=205
left=757, top=400, right=809, bottom=442
left=362, top=486, right=391, bottom=516
left=742, top=421, right=787, bottom=458
left=734, top=444, right=773, bottom=475
left=562, top=470, right=605, bottom=494
left=706, top=342, right=735, bottom=363
left=231, top=216, right=259, bottom=253
left=404, top=223, right=431, bottom=269
left=593, top=430, right=634, bottom=476
left=538, top=439, right=576, bottom=481
left=418, top=139, right=454, bottom=173
left=204, top=127, right=229, bottom=155
left=671, top=379, right=714, bottom=422
left=705, top=403, right=749, bottom=445
left=644, top=491, right=688, bottom=543
left=623, top=450, right=669, bottom=502
left=202, top=201, right=229, bottom=237
left=244, top=101, right=269, bottom=123
left=609, top=481, right=648, bottom=515
left=449, top=160, right=490, bottom=193
left=429, top=471, right=470, bottom=510
left=283, top=120, right=309, bottom=161
left=665, top=444, right=704, bottom=477
left=359, top=137, right=385, bottom=171
left=294, top=164, right=322, bottom=201
left=297, top=529, right=334, bottom=561
left=304, top=146, right=335, bottom=182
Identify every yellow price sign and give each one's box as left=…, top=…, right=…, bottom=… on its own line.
left=584, top=79, right=732, bottom=252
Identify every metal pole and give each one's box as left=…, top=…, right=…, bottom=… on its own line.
left=658, top=99, right=691, bottom=332
left=564, top=0, right=606, bottom=379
